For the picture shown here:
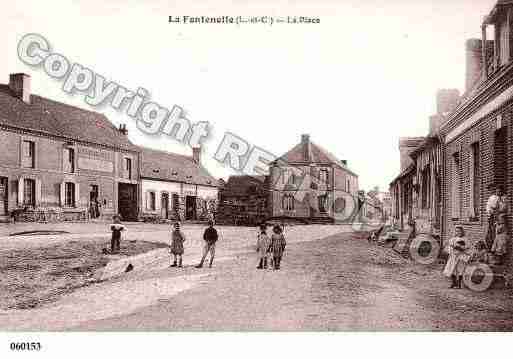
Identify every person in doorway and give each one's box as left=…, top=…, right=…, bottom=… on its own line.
left=170, top=222, right=186, bottom=268
left=485, top=184, right=507, bottom=250
left=491, top=214, right=508, bottom=265
left=110, top=215, right=126, bottom=254
left=196, top=220, right=219, bottom=268
left=256, top=224, right=270, bottom=269
left=270, top=225, right=286, bottom=270
left=443, top=226, right=471, bottom=289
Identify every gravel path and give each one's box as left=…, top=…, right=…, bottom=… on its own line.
left=73, top=232, right=513, bottom=331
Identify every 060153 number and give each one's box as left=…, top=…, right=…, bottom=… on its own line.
left=10, top=342, right=41, bottom=351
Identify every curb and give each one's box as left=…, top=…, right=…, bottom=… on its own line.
left=93, top=248, right=170, bottom=281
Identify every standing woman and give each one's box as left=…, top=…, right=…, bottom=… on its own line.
left=170, top=222, right=186, bottom=268
left=270, top=225, right=287, bottom=270
left=443, top=226, right=471, bottom=289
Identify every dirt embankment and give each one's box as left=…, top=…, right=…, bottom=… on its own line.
left=0, top=239, right=168, bottom=310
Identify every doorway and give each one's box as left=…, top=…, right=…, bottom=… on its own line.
left=185, top=195, right=197, bottom=220
left=118, top=183, right=138, bottom=221
left=0, top=177, right=7, bottom=217
left=89, top=184, right=100, bottom=219
left=161, top=193, right=169, bottom=219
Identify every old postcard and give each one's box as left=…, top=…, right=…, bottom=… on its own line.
left=0, top=0, right=512, bottom=357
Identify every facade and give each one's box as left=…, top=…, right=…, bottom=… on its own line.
left=0, top=73, right=140, bottom=222
left=217, top=175, right=269, bottom=225
left=390, top=137, right=425, bottom=230
left=269, top=134, right=359, bottom=223
left=139, top=147, right=218, bottom=222
left=439, top=1, right=513, bottom=272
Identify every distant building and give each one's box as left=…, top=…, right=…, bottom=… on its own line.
left=390, top=137, right=425, bottom=230
left=269, top=134, right=359, bottom=223
left=139, top=147, right=218, bottom=222
left=217, top=175, right=269, bottom=225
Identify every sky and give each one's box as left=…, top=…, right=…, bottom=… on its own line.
left=0, top=0, right=498, bottom=192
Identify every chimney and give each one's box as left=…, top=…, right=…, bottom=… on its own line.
left=9, top=73, right=31, bottom=104
left=399, top=137, right=424, bottom=172
left=301, top=134, right=311, bottom=162
left=465, top=39, right=494, bottom=92
left=429, top=114, right=443, bottom=135
left=436, top=89, right=460, bottom=115
left=118, top=123, right=128, bottom=135
left=192, top=146, right=201, bottom=164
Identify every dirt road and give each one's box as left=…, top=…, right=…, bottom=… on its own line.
left=74, top=232, right=513, bottom=331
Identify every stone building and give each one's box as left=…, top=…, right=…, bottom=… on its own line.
left=269, top=134, right=359, bottom=223
left=216, top=175, right=269, bottom=225
left=139, top=147, right=218, bottom=222
left=439, top=0, right=513, bottom=272
left=0, top=73, right=139, bottom=222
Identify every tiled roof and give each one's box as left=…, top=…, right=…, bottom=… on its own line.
left=220, top=175, right=268, bottom=197
left=139, top=147, right=217, bottom=187
left=276, top=139, right=357, bottom=176
left=0, top=85, right=138, bottom=151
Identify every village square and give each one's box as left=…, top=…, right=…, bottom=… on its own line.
left=1, top=0, right=513, bottom=332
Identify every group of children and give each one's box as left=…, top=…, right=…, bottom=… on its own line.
left=443, top=221, right=508, bottom=289
left=109, top=216, right=287, bottom=271
left=256, top=224, right=287, bottom=270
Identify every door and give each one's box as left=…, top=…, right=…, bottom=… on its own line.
left=89, top=184, right=100, bottom=219
left=161, top=193, right=169, bottom=219
left=118, top=183, right=138, bottom=221
left=185, top=195, right=196, bottom=220
left=0, top=177, right=7, bottom=216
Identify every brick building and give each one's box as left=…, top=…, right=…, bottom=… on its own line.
left=439, top=1, right=513, bottom=272
left=0, top=73, right=140, bottom=222
left=269, top=134, right=359, bottom=223
left=216, top=175, right=269, bottom=225
left=390, top=137, right=424, bottom=230
left=139, top=147, right=218, bottom=222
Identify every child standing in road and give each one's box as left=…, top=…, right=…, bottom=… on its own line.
left=170, top=222, right=186, bottom=268
left=443, top=226, right=471, bottom=289
left=110, top=214, right=125, bottom=254
left=256, top=224, right=270, bottom=269
left=270, top=225, right=286, bottom=270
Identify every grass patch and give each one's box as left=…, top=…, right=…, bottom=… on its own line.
left=0, top=239, right=168, bottom=310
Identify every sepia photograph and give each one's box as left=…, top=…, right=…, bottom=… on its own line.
left=0, top=0, right=512, bottom=357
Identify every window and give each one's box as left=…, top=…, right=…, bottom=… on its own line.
left=421, top=166, right=431, bottom=209
left=347, top=179, right=351, bottom=193
left=318, top=194, right=329, bottom=213
left=282, top=194, right=294, bottom=211
left=319, top=168, right=329, bottom=185
left=470, top=143, right=480, bottom=219
left=124, top=157, right=132, bottom=179
left=65, top=182, right=76, bottom=207
left=22, top=140, right=35, bottom=168
left=23, top=179, right=35, bottom=206
left=63, top=148, right=75, bottom=173
left=147, top=191, right=156, bottom=211
left=451, top=153, right=461, bottom=219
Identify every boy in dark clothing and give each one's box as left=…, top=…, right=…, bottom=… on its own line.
left=196, top=221, right=219, bottom=268
left=110, top=214, right=125, bottom=254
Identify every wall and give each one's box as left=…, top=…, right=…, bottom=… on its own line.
left=0, top=127, right=136, bottom=218
left=443, top=99, right=512, bottom=271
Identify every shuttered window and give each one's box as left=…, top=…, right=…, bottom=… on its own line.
left=22, top=140, right=35, bottom=168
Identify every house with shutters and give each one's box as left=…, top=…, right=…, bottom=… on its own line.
left=0, top=73, right=140, bottom=222
left=139, top=146, right=218, bottom=222
left=268, top=134, right=359, bottom=223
